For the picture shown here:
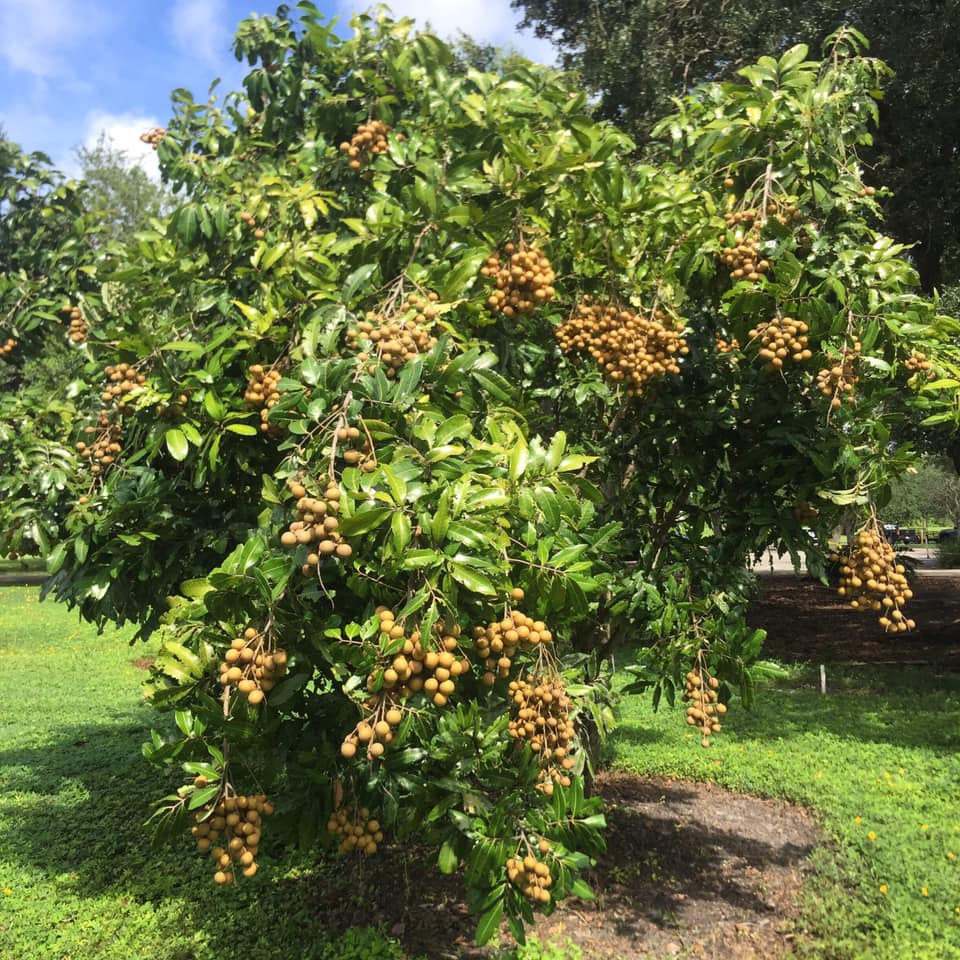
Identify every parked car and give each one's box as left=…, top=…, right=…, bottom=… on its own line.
left=896, top=527, right=920, bottom=545
left=938, top=528, right=958, bottom=543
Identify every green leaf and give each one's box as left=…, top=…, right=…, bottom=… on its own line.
left=448, top=560, right=496, bottom=595
left=338, top=507, right=392, bottom=537
left=509, top=436, right=529, bottom=482
left=438, top=841, right=458, bottom=874
left=475, top=899, right=504, bottom=947
left=164, top=428, right=189, bottom=461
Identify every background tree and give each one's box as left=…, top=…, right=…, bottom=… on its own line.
left=75, top=132, right=170, bottom=242
left=512, top=0, right=960, bottom=295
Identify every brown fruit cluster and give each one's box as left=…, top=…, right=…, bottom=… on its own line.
left=857, top=186, right=877, bottom=198
left=139, top=127, right=165, bottom=150
left=60, top=304, right=88, bottom=343
left=473, top=601, right=552, bottom=687
left=332, top=423, right=377, bottom=473
left=192, top=787, right=273, bottom=883
left=716, top=335, right=740, bottom=358
left=239, top=209, right=265, bottom=240
left=338, top=120, right=400, bottom=170
left=341, top=691, right=405, bottom=760
left=748, top=316, right=811, bottom=372
left=102, top=363, right=146, bottom=410
left=832, top=525, right=915, bottom=632
left=481, top=242, right=556, bottom=318
left=816, top=341, right=861, bottom=408
left=507, top=843, right=553, bottom=904
left=346, top=296, right=439, bottom=378
left=792, top=500, right=819, bottom=523
left=718, top=210, right=765, bottom=281
left=219, top=626, right=288, bottom=706
left=363, top=609, right=469, bottom=707
left=683, top=668, right=726, bottom=747
left=244, top=364, right=282, bottom=432
left=508, top=674, right=576, bottom=794
left=905, top=352, right=934, bottom=376
left=0, top=337, right=16, bottom=357
left=327, top=806, right=384, bottom=854
left=76, top=411, right=122, bottom=475
left=556, top=300, right=688, bottom=396
left=280, top=478, right=352, bottom=574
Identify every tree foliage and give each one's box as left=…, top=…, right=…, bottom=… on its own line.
left=513, top=0, right=960, bottom=294
left=3, top=3, right=957, bottom=944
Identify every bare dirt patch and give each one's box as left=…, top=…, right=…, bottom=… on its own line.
left=129, top=656, right=154, bottom=670
left=309, top=773, right=818, bottom=960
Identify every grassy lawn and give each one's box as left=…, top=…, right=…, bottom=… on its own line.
left=3, top=584, right=960, bottom=960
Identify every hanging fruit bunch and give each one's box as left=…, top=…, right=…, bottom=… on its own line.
left=555, top=298, right=688, bottom=396
left=506, top=838, right=555, bottom=904
left=280, top=476, right=353, bottom=573
left=243, top=364, right=283, bottom=433
left=683, top=658, right=726, bottom=747
left=0, top=337, right=16, bottom=357
left=190, top=782, right=273, bottom=883
left=61, top=303, right=88, bottom=343
left=473, top=590, right=553, bottom=686
left=747, top=314, right=811, bottom=372
left=326, top=804, right=384, bottom=855
left=340, top=690, right=404, bottom=760
left=816, top=339, right=861, bottom=409
left=139, top=127, right=166, bottom=150
left=219, top=625, right=288, bottom=706
left=832, top=519, right=915, bottom=633
left=75, top=412, right=122, bottom=476
left=338, top=119, right=401, bottom=171
left=345, top=291, right=439, bottom=378
left=101, top=363, right=146, bottom=413
left=905, top=352, right=934, bottom=378
left=480, top=241, right=556, bottom=318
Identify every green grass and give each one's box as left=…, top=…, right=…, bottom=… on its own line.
left=0, top=586, right=410, bottom=960
left=609, top=661, right=960, bottom=959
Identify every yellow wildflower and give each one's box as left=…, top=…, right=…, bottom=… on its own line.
left=879, top=885, right=888, bottom=894
left=868, top=832, right=877, bottom=841
left=922, top=887, right=929, bottom=896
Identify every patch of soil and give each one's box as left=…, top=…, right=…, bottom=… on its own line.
left=130, top=656, right=154, bottom=670
left=308, top=773, right=818, bottom=960
left=747, top=574, right=960, bottom=666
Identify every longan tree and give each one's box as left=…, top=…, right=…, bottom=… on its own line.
left=38, top=4, right=956, bottom=943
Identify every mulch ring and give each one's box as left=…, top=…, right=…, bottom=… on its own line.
left=307, top=772, right=818, bottom=960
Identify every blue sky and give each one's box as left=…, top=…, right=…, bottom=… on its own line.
left=0, top=0, right=556, bottom=176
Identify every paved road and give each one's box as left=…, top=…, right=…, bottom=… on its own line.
left=751, top=547, right=958, bottom=577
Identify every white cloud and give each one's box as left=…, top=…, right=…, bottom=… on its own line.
left=336, top=0, right=557, bottom=65
left=170, top=0, right=229, bottom=68
left=77, top=111, right=163, bottom=179
left=0, top=0, right=93, bottom=77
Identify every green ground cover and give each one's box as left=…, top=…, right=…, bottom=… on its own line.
left=2, top=584, right=959, bottom=959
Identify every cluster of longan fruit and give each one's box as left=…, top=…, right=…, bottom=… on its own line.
left=0, top=337, right=16, bottom=357
left=857, top=186, right=877, bottom=198
left=243, top=365, right=282, bottom=432
left=139, top=127, right=165, bottom=150
left=60, top=303, right=87, bottom=343
left=338, top=120, right=399, bottom=170
left=191, top=785, right=273, bottom=884
left=556, top=300, right=688, bottom=396
left=219, top=626, right=288, bottom=706
left=506, top=841, right=553, bottom=904
left=364, top=609, right=469, bottom=707
left=905, top=352, right=934, bottom=376
left=345, top=303, right=438, bottom=378
left=331, top=423, right=376, bottom=473
left=716, top=335, right=740, bottom=357
left=832, top=526, right=915, bottom=632
left=508, top=674, right=576, bottom=794
left=239, top=209, right=265, bottom=240
left=718, top=210, right=765, bottom=281
left=280, top=478, right=352, bottom=574
left=341, top=693, right=404, bottom=760
left=101, top=363, right=146, bottom=410
left=473, top=592, right=552, bottom=685
left=76, top=411, right=122, bottom=475
left=156, top=393, right=190, bottom=419
left=327, top=806, right=384, bottom=854
left=683, top=669, right=726, bottom=747
left=792, top=499, right=819, bottom=523
left=481, top=243, right=556, bottom=318
left=764, top=200, right=804, bottom=227
left=748, top=316, right=811, bottom=372
left=816, top=341, right=861, bottom=408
